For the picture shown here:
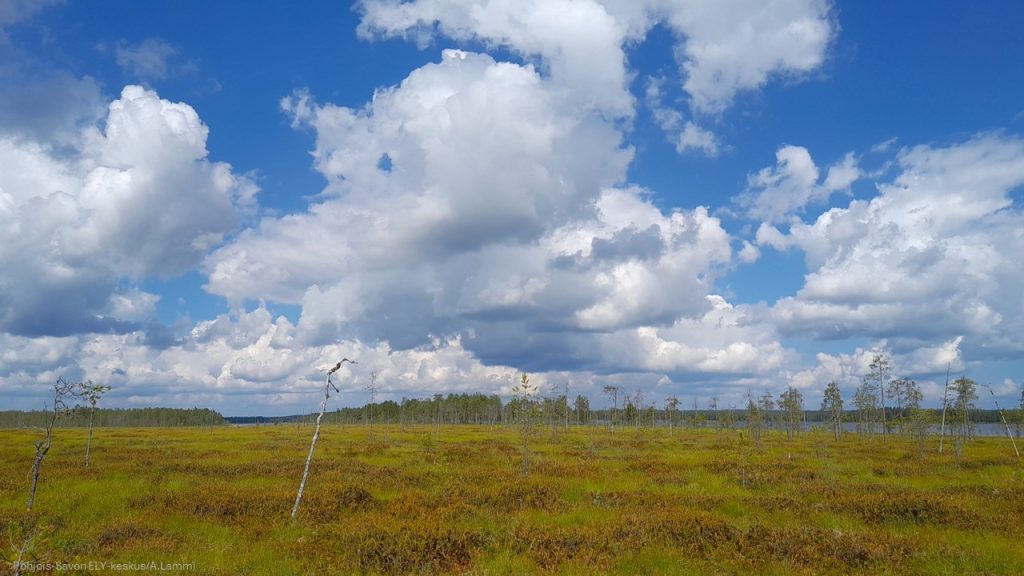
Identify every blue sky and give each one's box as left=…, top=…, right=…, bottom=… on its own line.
left=1, top=0, right=1023, bottom=415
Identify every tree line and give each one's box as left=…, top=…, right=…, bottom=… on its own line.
left=0, top=407, right=225, bottom=428
left=263, top=384, right=1022, bottom=440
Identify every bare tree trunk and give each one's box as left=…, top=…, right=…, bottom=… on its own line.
left=85, top=406, right=95, bottom=468
left=880, top=377, right=887, bottom=442
left=939, top=365, right=950, bottom=453
left=27, top=402, right=62, bottom=511
left=999, top=407, right=1020, bottom=458
left=291, top=374, right=331, bottom=520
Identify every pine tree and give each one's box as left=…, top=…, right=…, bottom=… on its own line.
left=821, top=381, right=843, bottom=440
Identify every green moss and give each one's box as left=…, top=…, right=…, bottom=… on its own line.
left=0, top=425, right=1021, bottom=575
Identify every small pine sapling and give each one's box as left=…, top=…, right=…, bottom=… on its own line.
left=78, top=380, right=111, bottom=468
left=365, top=371, right=379, bottom=444
left=513, top=373, right=539, bottom=476
left=745, top=392, right=762, bottom=448
left=665, top=396, right=680, bottom=436
left=602, top=385, right=619, bottom=431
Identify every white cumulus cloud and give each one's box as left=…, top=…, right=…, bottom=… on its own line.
left=0, top=85, right=257, bottom=337
left=737, top=145, right=860, bottom=223
left=763, top=134, right=1024, bottom=358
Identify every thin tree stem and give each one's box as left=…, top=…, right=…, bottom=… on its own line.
left=291, top=374, right=331, bottom=520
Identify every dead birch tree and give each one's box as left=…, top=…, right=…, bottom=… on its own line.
left=27, top=379, right=76, bottom=510
left=983, top=383, right=1020, bottom=458
left=291, top=359, right=356, bottom=520
left=13, top=378, right=77, bottom=576
left=939, top=364, right=951, bottom=453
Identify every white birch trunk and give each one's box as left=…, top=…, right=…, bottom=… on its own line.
left=291, top=374, right=331, bottom=520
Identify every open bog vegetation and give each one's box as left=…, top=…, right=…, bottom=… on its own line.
left=2, top=425, right=1022, bottom=575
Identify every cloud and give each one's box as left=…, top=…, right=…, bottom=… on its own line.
left=358, top=0, right=633, bottom=116
left=208, top=50, right=632, bottom=307
left=761, top=134, right=1024, bottom=357
left=359, top=0, right=835, bottom=119
left=0, top=72, right=104, bottom=146
left=0, top=85, right=257, bottom=337
left=0, top=0, right=62, bottom=32
left=644, top=75, right=721, bottom=157
left=596, top=295, right=795, bottom=375
left=0, top=300, right=797, bottom=414
left=655, top=0, right=835, bottom=114
left=115, top=38, right=193, bottom=80
left=787, top=337, right=966, bottom=404
left=674, top=122, right=720, bottom=156
left=736, top=145, right=860, bottom=223
left=204, top=48, right=771, bottom=385
left=0, top=306, right=564, bottom=413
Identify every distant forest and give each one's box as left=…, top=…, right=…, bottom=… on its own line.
left=0, top=407, right=225, bottom=428
left=0, top=391, right=1019, bottom=429
left=224, top=392, right=1019, bottom=427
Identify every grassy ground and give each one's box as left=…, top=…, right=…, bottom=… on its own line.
left=1, top=424, right=1022, bottom=575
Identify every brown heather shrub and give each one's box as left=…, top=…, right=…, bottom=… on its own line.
left=704, top=457, right=824, bottom=488
left=393, top=491, right=475, bottom=522
left=613, top=508, right=737, bottom=553
left=623, top=458, right=681, bottom=484
left=473, top=480, right=562, bottom=513
left=302, top=484, right=377, bottom=522
left=510, top=523, right=613, bottom=570
left=161, top=458, right=299, bottom=478
left=531, top=458, right=595, bottom=478
left=957, top=454, right=1016, bottom=469
left=321, top=515, right=485, bottom=575
left=438, top=443, right=476, bottom=464
left=737, top=524, right=912, bottom=571
left=94, top=519, right=178, bottom=553
left=832, top=490, right=978, bottom=527
left=752, top=495, right=810, bottom=514
left=588, top=490, right=723, bottom=512
left=155, top=482, right=291, bottom=521
left=475, top=438, right=519, bottom=456
left=0, top=476, right=17, bottom=492
left=385, top=488, right=442, bottom=519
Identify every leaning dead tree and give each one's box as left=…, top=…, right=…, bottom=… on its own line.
left=27, top=379, right=76, bottom=511
left=983, top=383, right=1020, bottom=458
left=14, top=378, right=77, bottom=576
left=291, top=359, right=356, bottom=520
left=938, top=364, right=951, bottom=453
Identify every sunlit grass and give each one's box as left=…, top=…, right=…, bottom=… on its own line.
left=1, top=424, right=1021, bottom=575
